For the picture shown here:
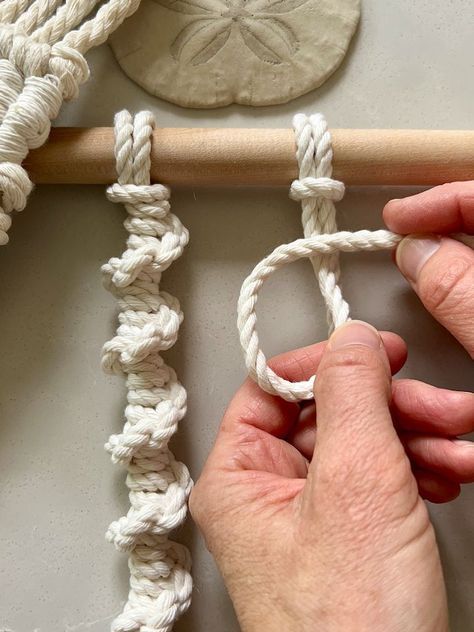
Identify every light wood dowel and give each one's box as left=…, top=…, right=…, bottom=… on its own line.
left=23, top=127, right=474, bottom=186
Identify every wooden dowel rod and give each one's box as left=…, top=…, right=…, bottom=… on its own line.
left=23, top=127, right=474, bottom=187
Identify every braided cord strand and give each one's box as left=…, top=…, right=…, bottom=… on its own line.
left=102, top=111, right=192, bottom=632
left=0, top=0, right=141, bottom=246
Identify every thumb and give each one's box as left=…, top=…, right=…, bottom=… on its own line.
left=396, top=235, right=474, bottom=357
left=312, top=320, right=395, bottom=455
left=304, top=321, right=412, bottom=512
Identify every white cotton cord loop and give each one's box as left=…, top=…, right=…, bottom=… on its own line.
left=237, top=113, right=403, bottom=402
left=102, top=110, right=192, bottom=632
left=238, top=229, right=402, bottom=401
left=0, top=1, right=141, bottom=246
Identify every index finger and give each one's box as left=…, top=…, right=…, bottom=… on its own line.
left=207, top=332, right=406, bottom=474
left=222, top=331, right=407, bottom=437
left=383, top=181, right=474, bottom=234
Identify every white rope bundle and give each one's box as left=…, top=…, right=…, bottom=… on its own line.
left=102, top=110, right=192, bottom=632
left=238, top=113, right=403, bottom=402
left=0, top=0, right=141, bottom=246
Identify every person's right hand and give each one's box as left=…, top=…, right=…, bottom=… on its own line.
left=383, top=181, right=474, bottom=356
left=382, top=183, right=474, bottom=501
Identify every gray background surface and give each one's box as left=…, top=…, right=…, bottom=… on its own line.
left=0, top=1, right=473, bottom=630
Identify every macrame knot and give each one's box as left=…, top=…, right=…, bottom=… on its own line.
left=101, top=293, right=183, bottom=372
left=0, top=163, right=33, bottom=245
left=289, top=176, right=345, bottom=202
left=0, top=0, right=145, bottom=248
left=0, top=26, right=50, bottom=77
left=0, top=34, right=87, bottom=248
left=107, top=183, right=171, bottom=218
left=107, top=183, right=170, bottom=205
left=0, top=162, right=32, bottom=213
left=107, top=479, right=190, bottom=548
left=48, top=44, right=89, bottom=100
left=0, top=26, right=88, bottom=100
left=103, top=110, right=191, bottom=632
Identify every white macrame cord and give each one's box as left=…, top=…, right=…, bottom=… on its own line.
left=238, top=113, right=474, bottom=402
left=102, top=110, right=192, bottom=632
left=0, top=0, right=141, bottom=246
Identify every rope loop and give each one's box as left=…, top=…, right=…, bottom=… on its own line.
left=107, top=182, right=171, bottom=206
left=238, top=230, right=402, bottom=401
left=0, top=161, right=32, bottom=212
left=49, top=43, right=89, bottom=100
left=289, top=176, right=345, bottom=202
left=0, top=162, right=32, bottom=245
left=237, top=113, right=401, bottom=402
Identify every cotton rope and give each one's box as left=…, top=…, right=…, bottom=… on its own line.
left=102, top=110, right=191, bottom=632
left=237, top=113, right=474, bottom=402
left=0, top=0, right=142, bottom=246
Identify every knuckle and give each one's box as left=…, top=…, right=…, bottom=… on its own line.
left=322, top=346, right=380, bottom=372
left=316, top=347, right=383, bottom=395
left=188, top=478, right=210, bottom=529
left=267, top=346, right=322, bottom=388
left=439, top=181, right=460, bottom=197
left=420, top=254, right=472, bottom=314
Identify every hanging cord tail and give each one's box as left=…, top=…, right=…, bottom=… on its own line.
left=0, top=0, right=141, bottom=246
left=237, top=113, right=403, bottom=402
left=102, top=110, right=192, bottom=632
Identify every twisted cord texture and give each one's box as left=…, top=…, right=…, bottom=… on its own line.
left=293, top=113, right=350, bottom=332
left=103, top=110, right=192, bottom=632
left=0, top=0, right=141, bottom=246
left=238, top=113, right=402, bottom=402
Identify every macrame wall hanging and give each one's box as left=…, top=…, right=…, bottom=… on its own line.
left=0, top=8, right=473, bottom=630
left=110, top=0, right=361, bottom=108
left=0, top=0, right=142, bottom=246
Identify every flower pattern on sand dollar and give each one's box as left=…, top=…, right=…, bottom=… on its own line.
left=155, top=0, right=310, bottom=65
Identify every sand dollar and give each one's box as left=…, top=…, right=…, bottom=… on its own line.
left=111, top=0, right=360, bottom=108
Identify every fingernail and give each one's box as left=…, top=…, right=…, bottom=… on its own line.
left=453, top=439, right=474, bottom=449
left=396, top=235, right=441, bottom=283
left=329, top=320, right=381, bottom=351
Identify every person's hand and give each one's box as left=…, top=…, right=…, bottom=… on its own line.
left=190, top=182, right=473, bottom=631
left=190, top=323, right=474, bottom=631
left=383, top=181, right=474, bottom=356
